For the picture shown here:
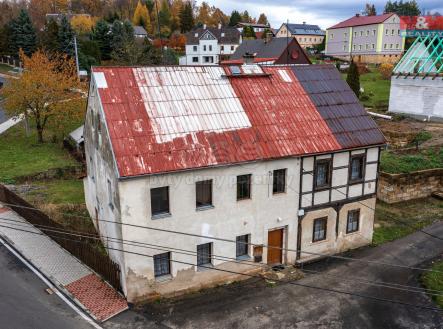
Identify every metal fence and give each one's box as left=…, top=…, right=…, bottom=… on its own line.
left=0, top=184, right=122, bottom=292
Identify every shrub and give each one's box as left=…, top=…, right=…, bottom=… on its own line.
left=413, top=131, right=432, bottom=145
left=379, top=63, right=394, bottom=80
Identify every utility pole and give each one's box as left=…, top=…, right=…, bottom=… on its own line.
left=73, top=36, right=80, bottom=79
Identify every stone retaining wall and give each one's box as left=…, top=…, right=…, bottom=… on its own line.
left=377, top=169, right=443, bottom=203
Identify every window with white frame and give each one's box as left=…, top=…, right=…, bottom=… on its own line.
left=193, top=45, right=197, bottom=52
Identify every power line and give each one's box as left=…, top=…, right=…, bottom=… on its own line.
left=1, top=202, right=441, bottom=273
left=299, top=169, right=443, bottom=241
left=1, top=216, right=442, bottom=298
left=0, top=221, right=441, bottom=313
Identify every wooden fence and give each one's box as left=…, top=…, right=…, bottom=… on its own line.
left=0, top=185, right=122, bottom=292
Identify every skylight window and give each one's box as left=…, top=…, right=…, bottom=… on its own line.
left=230, top=66, right=241, bottom=75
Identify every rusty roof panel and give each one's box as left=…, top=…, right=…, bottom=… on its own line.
left=91, top=65, right=384, bottom=178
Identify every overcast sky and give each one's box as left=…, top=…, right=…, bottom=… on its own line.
left=196, top=0, right=443, bottom=29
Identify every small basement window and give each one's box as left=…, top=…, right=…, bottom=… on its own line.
left=313, top=217, right=327, bottom=242
left=237, top=174, right=252, bottom=200
left=154, top=252, right=171, bottom=277
left=273, top=169, right=286, bottom=194
left=347, top=209, right=360, bottom=234
left=196, top=180, right=213, bottom=208
left=151, top=186, right=170, bottom=217
left=197, top=243, right=212, bottom=268
left=236, top=234, right=250, bottom=258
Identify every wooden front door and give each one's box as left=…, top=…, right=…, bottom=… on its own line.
left=267, top=228, right=283, bottom=265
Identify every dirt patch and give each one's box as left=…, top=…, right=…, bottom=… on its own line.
left=376, top=118, right=443, bottom=148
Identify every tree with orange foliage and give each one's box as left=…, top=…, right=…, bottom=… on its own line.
left=132, top=0, right=151, bottom=32
left=71, top=15, right=95, bottom=35
left=1, top=50, right=85, bottom=143
left=169, top=32, right=186, bottom=50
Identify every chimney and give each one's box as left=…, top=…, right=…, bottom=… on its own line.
left=303, top=21, right=306, bottom=25
left=264, top=32, right=273, bottom=44
left=355, top=13, right=360, bottom=17
left=218, top=22, right=222, bottom=29
left=203, top=23, right=207, bottom=29
left=243, top=52, right=256, bottom=65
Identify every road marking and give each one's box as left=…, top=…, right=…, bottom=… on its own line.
left=0, top=236, right=103, bottom=329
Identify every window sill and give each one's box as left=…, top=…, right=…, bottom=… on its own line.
left=311, top=238, right=328, bottom=245
left=196, top=205, right=214, bottom=212
left=314, top=186, right=331, bottom=192
left=237, top=197, right=251, bottom=202
left=155, top=274, right=172, bottom=283
left=197, top=263, right=213, bottom=272
left=348, top=180, right=364, bottom=185
left=272, top=191, right=286, bottom=196
left=151, top=212, right=172, bottom=220
left=346, top=230, right=360, bottom=236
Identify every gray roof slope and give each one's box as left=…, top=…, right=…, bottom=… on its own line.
left=286, top=23, right=325, bottom=36
left=292, top=65, right=385, bottom=149
left=133, top=26, right=148, bottom=35
left=185, top=27, right=241, bottom=45
left=230, top=38, right=292, bottom=60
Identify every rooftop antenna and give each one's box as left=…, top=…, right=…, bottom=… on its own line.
left=286, top=19, right=289, bottom=63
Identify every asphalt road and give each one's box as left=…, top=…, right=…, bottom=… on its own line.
left=105, top=221, right=443, bottom=329
left=0, top=243, right=96, bottom=329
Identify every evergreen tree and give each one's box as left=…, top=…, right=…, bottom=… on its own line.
left=93, top=19, right=112, bottom=61
left=10, top=9, right=37, bottom=56
left=229, top=10, right=242, bottom=26
left=346, top=61, right=361, bottom=98
left=133, top=0, right=151, bottom=32
left=0, top=24, right=12, bottom=56
left=179, top=2, right=194, bottom=33
left=158, top=0, right=171, bottom=36
left=110, top=20, right=137, bottom=64
left=58, top=15, right=75, bottom=56
left=242, top=25, right=256, bottom=39
left=384, top=0, right=420, bottom=15
left=241, top=10, right=252, bottom=23
left=364, top=3, right=377, bottom=16
left=78, top=39, right=100, bottom=72
left=41, top=19, right=59, bottom=53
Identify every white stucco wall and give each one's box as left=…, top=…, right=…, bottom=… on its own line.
left=389, top=77, right=443, bottom=119
left=117, top=158, right=301, bottom=301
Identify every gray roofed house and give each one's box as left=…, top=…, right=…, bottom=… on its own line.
left=225, top=37, right=310, bottom=65
left=185, top=26, right=241, bottom=45
left=133, top=26, right=148, bottom=38
left=276, top=22, right=326, bottom=49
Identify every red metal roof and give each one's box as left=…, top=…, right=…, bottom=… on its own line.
left=91, top=65, right=384, bottom=178
left=328, top=13, right=394, bottom=29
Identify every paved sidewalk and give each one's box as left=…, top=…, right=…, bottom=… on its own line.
left=0, top=114, right=23, bottom=134
left=0, top=204, right=128, bottom=322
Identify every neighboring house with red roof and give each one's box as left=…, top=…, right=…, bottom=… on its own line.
left=84, top=63, right=385, bottom=301
left=326, top=13, right=405, bottom=63
left=222, top=37, right=311, bottom=65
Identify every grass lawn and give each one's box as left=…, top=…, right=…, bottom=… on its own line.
left=0, top=124, right=78, bottom=183
left=380, top=148, right=443, bottom=174
left=24, top=179, right=85, bottom=204
left=341, top=68, right=391, bottom=110
left=373, top=198, right=443, bottom=246
left=0, top=63, right=13, bottom=74
left=422, top=259, right=443, bottom=309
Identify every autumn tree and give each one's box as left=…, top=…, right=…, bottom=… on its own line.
left=58, top=15, right=75, bottom=56
left=2, top=50, right=85, bottom=143
left=241, top=10, right=252, bottom=23
left=71, top=15, right=95, bottom=35
left=210, top=7, right=228, bottom=26
left=133, top=0, right=151, bottom=31
left=197, top=2, right=211, bottom=25
left=170, top=0, right=183, bottom=32
left=9, top=9, right=37, bottom=56
left=169, top=31, right=186, bottom=49
left=364, top=3, right=377, bottom=16
left=179, top=1, right=194, bottom=32
left=257, top=13, right=268, bottom=25
left=229, top=10, right=242, bottom=26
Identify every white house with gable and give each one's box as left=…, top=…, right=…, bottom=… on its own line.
left=180, top=24, right=241, bottom=65
left=84, top=64, right=385, bottom=302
